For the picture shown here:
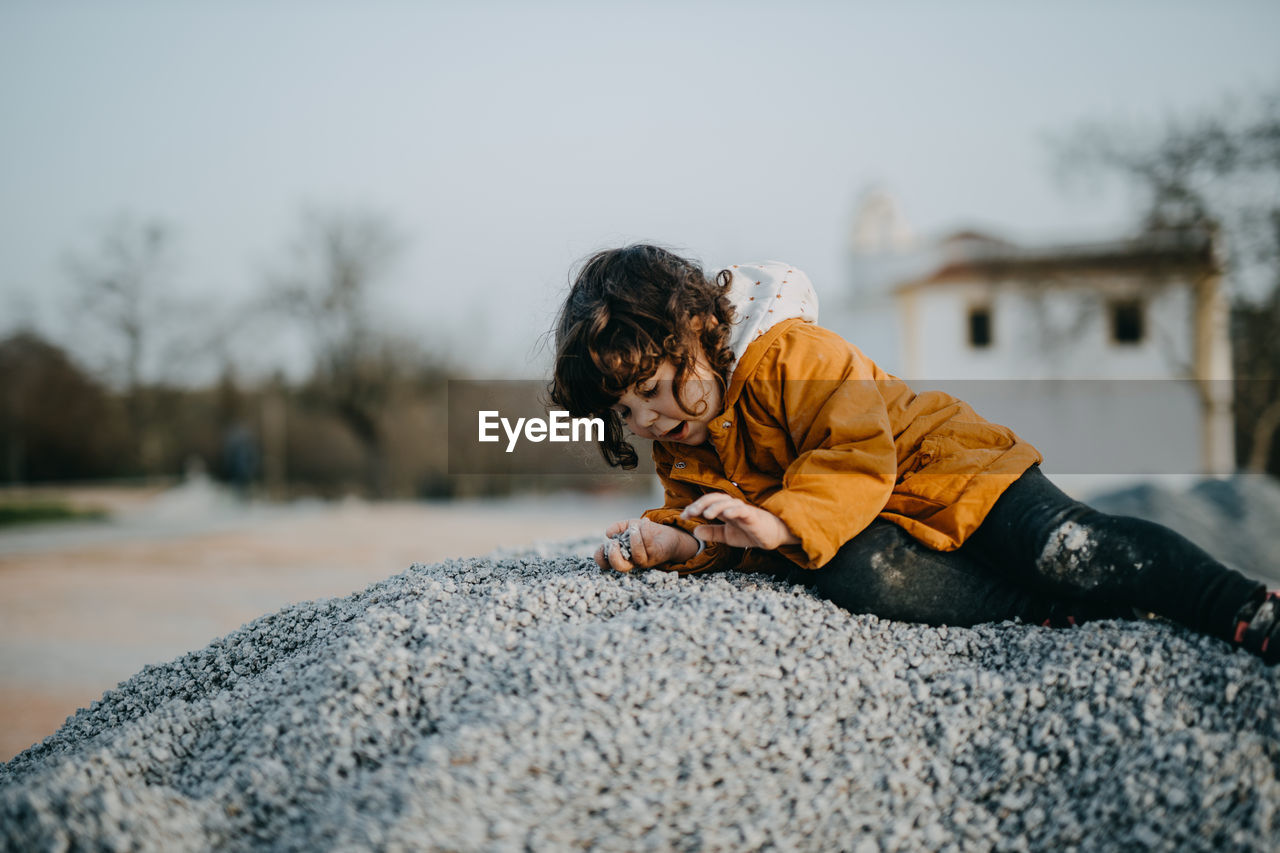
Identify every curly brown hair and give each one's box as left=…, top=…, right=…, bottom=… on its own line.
left=547, top=245, right=738, bottom=469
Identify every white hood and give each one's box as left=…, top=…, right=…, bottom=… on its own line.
left=722, top=261, right=819, bottom=367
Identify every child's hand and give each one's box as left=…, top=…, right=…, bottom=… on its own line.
left=593, top=518, right=699, bottom=573
left=681, top=493, right=801, bottom=551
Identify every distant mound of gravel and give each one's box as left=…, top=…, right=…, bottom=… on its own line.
left=3, top=479, right=1280, bottom=851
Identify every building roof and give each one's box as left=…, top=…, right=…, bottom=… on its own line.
left=897, top=226, right=1220, bottom=292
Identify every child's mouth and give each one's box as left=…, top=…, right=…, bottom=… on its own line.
left=662, top=422, right=687, bottom=441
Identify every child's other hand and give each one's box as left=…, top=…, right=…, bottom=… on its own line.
left=681, top=494, right=801, bottom=551
left=593, top=518, right=698, bottom=573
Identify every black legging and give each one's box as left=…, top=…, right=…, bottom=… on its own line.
left=766, top=465, right=1263, bottom=639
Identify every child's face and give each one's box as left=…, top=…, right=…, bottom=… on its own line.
left=612, top=356, right=722, bottom=446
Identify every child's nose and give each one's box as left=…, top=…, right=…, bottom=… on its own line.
left=635, top=406, right=659, bottom=430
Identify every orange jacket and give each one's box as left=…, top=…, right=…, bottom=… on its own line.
left=642, top=318, right=1042, bottom=574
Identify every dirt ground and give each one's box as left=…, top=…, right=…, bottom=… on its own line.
left=0, top=489, right=647, bottom=762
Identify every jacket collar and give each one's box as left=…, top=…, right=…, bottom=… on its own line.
left=720, top=317, right=809, bottom=414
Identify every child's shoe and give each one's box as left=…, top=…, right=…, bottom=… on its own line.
left=1232, top=590, right=1280, bottom=666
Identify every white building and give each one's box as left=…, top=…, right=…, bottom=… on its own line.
left=825, top=190, right=1234, bottom=481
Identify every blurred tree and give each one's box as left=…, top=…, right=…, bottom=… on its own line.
left=63, top=215, right=218, bottom=471
left=265, top=208, right=447, bottom=498
left=0, top=331, right=130, bottom=482
left=65, top=217, right=172, bottom=390
left=1053, top=88, right=1280, bottom=474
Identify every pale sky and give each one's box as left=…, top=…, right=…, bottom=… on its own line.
left=2, top=0, right=1278, bottom=381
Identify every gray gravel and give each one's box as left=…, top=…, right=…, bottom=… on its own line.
left=3, top=496, right=1279, bottom=850
left=603, top=520, right=642, bottom=562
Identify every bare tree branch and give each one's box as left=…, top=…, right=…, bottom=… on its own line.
left=263, top=207, right=423, bottom=498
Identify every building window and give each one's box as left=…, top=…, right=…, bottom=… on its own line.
left=1110, top=299, right=1144, bottom=344
left=968, top=306, right=993, bottom=348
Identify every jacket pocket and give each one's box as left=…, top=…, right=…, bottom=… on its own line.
left=896, top=423, right=1015, bottom=504
left=898, top=436, right=941, bottom=479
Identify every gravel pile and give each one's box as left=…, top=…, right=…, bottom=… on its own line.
left=3, top=492, right=1279, bottom=850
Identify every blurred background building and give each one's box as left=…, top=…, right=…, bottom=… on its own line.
left=831, top=191, right=1235, bottom=479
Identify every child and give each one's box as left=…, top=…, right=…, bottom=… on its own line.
left=548, top=244, right=1280, bottom=665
